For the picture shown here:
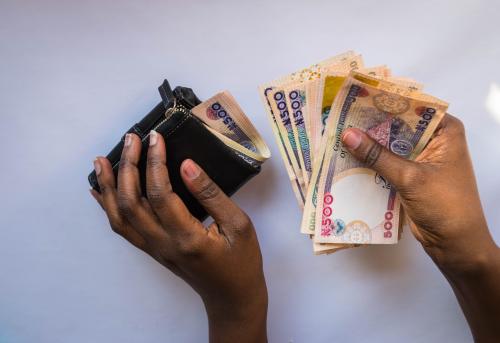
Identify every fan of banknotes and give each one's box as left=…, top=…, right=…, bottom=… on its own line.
left=259, top=51, right=449, bottom=254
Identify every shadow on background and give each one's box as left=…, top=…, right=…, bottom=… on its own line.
left=232, top=161, right=279, bottom=214
left=346, top=232, right=417, bottom=276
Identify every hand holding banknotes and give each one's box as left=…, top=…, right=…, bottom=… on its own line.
left=342, top=113, right=495, bottom=268
left=89, top=53, right=499, bottom=341
left=342, top=114, right=500, bottom=341
left=91, top=132, right=268, bottom=343
left=91, top=114, right=500, bottom=342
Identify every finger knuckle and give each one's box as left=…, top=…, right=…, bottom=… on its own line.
left=134, top=239, right=148, bottom=252
left=147, top=185, right=165, bottom=204
left=159, top=256, right=177, bottom=271
left=150, top=242, right=170, bottom=259
left=235, top=211, right=252, bottom=230
left=195, top=180, right=219, bottom=202
left=176, top=236, right=203, bottom=257
left=108, top=216, right=121, bottom=228
left=364, top=142, right=383, bottom=167
left=147, top=185, right=175, bottom=208
left=117, top=194, right=140, bottom=217
left=110, top=222, right=125, bottom=235
left=398, top=164, right=423, bottom=188
left=119, top=158, right=135, bottom=171
left=108, top=216, right=125, bottom=235
left=229, top=212, right=254, bottom=238
left=99, top=184, right=111, bottom=194
left=147, top=155, right=165, bottom=170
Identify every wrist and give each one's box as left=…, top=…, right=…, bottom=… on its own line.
left=425, top=236, right=500, bottom=278
left=428, top=242, right=500, bottom=342
left=203, top=286, right=268, bottom=343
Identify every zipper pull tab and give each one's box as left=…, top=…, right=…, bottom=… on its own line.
left=158, top=79, right=175, bottom=108
left=163, top=98, right=178, bottom=119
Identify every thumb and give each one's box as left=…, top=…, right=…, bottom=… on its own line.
left=341, top=128, right=417, bottom=190
left=180, top=159, right=248, bottom=228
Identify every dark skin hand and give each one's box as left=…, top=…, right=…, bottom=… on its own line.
left=91, top=131, right=268, bottom=343
left=91, top=113, right=498, bottom=342
left=342, top=114, right=500, bottom=342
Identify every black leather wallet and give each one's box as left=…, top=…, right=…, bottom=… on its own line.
left=88, top=80, right=262, bottom=221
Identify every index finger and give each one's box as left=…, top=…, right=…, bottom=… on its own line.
left=146, top=130, right=203, bottom=235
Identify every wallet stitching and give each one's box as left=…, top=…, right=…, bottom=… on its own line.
left=110, top=113, right=191, bottom=171
left=162, top=113, right=190, bottom=139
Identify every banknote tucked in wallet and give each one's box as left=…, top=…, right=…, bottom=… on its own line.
left=88, top=79, right=270, bottom=221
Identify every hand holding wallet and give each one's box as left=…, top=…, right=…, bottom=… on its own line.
left=89, top=79, right=270, bottom=221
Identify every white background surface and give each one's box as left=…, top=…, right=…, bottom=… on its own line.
left=1, top=1, right=500, bottom=342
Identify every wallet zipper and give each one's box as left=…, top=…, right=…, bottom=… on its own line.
left=149, top=101, right=190, bottom=137
left=111, top=102, right=191, bottom=171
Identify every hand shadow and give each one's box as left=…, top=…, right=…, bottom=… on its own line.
left=231, top=162, right=278, bottom=214
left=344, top=228, right=419, bottom=276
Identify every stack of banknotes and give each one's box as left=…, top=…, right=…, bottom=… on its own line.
left=259, top=51, right=448, bottom=254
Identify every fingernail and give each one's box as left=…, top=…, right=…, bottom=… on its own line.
left=149, top=130, right=158, bottom=146
left=124, top=133, right=132, bottom=147
left=94, top=158, right=102, bottom=176
left=183, top=159, right=200, bottom=180
left=342, top=129, right=362, bottom=150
